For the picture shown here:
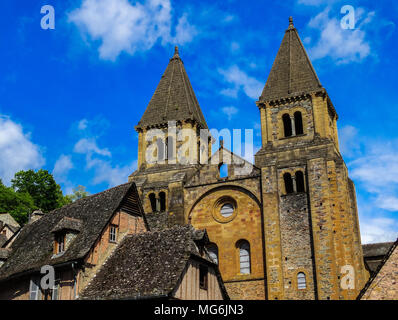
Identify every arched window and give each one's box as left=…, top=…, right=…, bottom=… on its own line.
left=219, top=163, right=228, bottom=178
left=297, top=272, right=306, bottom=289
left=149, top=193, right=157, bottom=212
left=283, top=173, right=294, bottom=194
left=295, top=171, right=305, bottom=193
left=159, top=192, right=166, bottom=211
left=166, top=136, right=174, bottom=161
left=156, top=138, right=165, bottom=162
left=237, top=240, right=251, bottom=274
left=282, top=114, right=292, bottom=137
left=207, top=244, right=219, bottom=265
left=220, top=203, right=234, bottom=217
left=294, top=112, right=303, bottom=135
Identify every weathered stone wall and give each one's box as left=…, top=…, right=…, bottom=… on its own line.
left=224, top=279, right=266, bottom=300
left=278, top=190, right=316, bottom=300
left=187, top=179, right=265, bottom=300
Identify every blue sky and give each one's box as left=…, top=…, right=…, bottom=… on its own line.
left=0, top=0, right=397, bottom=243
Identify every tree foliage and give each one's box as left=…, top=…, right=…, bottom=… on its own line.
left=0, top=180, right=35, bottom=225
left=11, top=169, right=70, bottom=213
left=67, top=185, right=90, bottom=202
left=0, top=170, right=72, bottom=225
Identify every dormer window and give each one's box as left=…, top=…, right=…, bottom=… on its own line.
left=51, top=217, right=82, bottom=257
left=55, top=234, right=65, bottom=254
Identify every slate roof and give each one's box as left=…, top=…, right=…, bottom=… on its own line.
left=362, top=242, right=394, bottom=258
left=358, top=239, right=398, bottom=299
left=0, top=213, right=20, bottom=229
left=80, top=225, right=227, bottom=300
left=0, top=249, right=11, bottom=260
left=0, top=235, right=6, bottom=248
left=362, top=242, right=395, bottom=273
left=136, top=47, right=208, bottom=130
left=260, top=17, right=323, bottom=102
left=0, top=182, right=146, bottom=281
left=51, top=217, right=83, bottom=234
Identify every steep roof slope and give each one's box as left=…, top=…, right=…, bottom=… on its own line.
left=80, top=225, right=227, bottom=300
left=260, top=17, right=323, bottom=102
left=359, top=239, right=398, bottom=300
left=0, top=213, right=20, bottom=229
left=362, top=242, right=395, bottom=273
left=136, top=47, right=208, bottom=130
left=0, top=182, right=145, bottom=281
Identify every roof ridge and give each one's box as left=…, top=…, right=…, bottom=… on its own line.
left=53, top=182, right=133, bottom=213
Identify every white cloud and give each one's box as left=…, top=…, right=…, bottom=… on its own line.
left=222, top=106, right=238, bottom=120
left=90, top=158, right=137, bottom=187
left=0, top=116, right=45, bottom=184
left=219, top=65, right=263, bottom=100
left=307, top=8, right=372, bottom=64
left=69, top=0, right=197, bottom=61
left=174, top=14, right=197, bottom=44
left=53, top=154, right=73, bottom=183
left=298, top=0, right=340, bottom=6
left=338, top=125, right=360, bottom=158
left=74, top=138, right=111, bottom=158
left=78, top=119, right=88, bottom=130
left=360, top=218, right=398, bottom=244
left=72, top=121, right=134, bottom=187
left=337, top=125, right=398, bottom=242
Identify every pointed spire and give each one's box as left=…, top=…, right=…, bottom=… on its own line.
left=288, top=16, right=294, bottom=29
left=137, top=47, right=208, bottom=129
left=172, top=46, right=180, bottom=60
left=260, top=17, right=323, bottom=102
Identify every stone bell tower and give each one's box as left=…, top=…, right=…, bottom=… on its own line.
left=254, top=17, right=368, bottom=300
left=129, top=47, right=211, bottom=226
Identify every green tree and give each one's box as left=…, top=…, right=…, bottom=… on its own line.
left=0, top=181, right=35, bottom=225
left=11, top=169, right=70, bottom=213
left=67, top=185, right=90, bottom=202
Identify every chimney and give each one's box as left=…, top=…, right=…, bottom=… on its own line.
left=29, top=210, right=44, bottom=223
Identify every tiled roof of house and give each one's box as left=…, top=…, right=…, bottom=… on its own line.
left=0, top=182, right=146, bottom=281
left=362, top=242, right=394, bottom=258
left=80, top=225, right=227, bottom=300
left=260, top=17, right=323, bottom=102
left=362, top=242, right=394, bottom=273
left=358, top=239, right=398, bottom=299
left=0, top=249, right=11, bottom=260
left=51, top=216, right=83, bottom=234
left=0, top=235, right=7, bottom=248
left=136, top=47, right=208, bottom=130
left=0, top=213, right=20, bottom=229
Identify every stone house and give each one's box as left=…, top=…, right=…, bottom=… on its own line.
left=0, top=213, right=20, bottom=243
left=128, top=17, right=369, bottom=300
left=80, top=225, right=228, bottom=300
left=0, top=182, right=226, bottom=300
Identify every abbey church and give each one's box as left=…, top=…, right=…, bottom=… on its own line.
left=128, top=17, right=370, bottom=300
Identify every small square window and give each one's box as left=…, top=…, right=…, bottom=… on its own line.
left=109, top=225, right=117, bottom=243
left=199, top=265, right=208, bottom=290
